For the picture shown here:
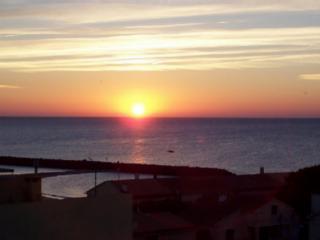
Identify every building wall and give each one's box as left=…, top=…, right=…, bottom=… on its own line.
left=309, top=194, right=320, bottom=240
left=158, top=231, right=195, bottom=240
left=0, top=176, right=41, bottom=203
left=135, top=231, right=195, bottom=240
left=0, top=193, right=132, bottom=240
left=87, top=181, right=121, bottom=198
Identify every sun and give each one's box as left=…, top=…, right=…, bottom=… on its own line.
left=131, top=103, right=145, bottom=118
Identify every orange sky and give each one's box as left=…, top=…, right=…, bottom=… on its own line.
left=1, top=1, right=320, bottom=117
left=1, top=69, right=320, bottom=118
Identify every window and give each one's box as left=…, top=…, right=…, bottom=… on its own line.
left=225, top=229, right=235, bottom=240
left=271, top=205, right=278, bottom=215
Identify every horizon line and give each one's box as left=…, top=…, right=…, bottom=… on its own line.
left=1, top=116, right=320, bottom=120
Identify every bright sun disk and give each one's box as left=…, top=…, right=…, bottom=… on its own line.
left=131, top=103, right=145, bottom=118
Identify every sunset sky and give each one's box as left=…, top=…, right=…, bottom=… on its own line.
left=1, top=0, right=320, bottom=117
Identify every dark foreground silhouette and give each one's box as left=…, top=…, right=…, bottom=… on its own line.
left=1, top=156, right=320, bottom=240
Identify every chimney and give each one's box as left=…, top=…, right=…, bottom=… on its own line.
left=260, top=167, right=264, bottom=175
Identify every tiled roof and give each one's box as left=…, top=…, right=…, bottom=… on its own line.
left=87, top=173, right=288, bottom=200
left=112, top=179, right=175, bottom=198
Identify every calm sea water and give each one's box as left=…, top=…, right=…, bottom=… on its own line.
left=0, top=117, right=320, bottom=174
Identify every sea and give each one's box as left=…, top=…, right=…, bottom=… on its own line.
left=1, top=117, right=320, bottom=175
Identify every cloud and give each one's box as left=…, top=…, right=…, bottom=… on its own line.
left=300, top=74, right=320, bottom=80
left=1, top=1, right=320, bottom=24
left=0, top=1, right=319, bottom=71
left=0, top=84, right=21, bottom=89
left=1, top=28, right=320, bottom=71
left=1, top=26, right=320, bottom=71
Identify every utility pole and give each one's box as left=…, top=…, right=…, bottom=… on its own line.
left=34, top=158, right=39, bottom=174
left=88, top=157, right=97, bottom=197
left=94, top=162, right=97, bottom=197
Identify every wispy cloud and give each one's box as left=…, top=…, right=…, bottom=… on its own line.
left=0, top=1, right=319, bottom=71
left=0, top=84, right=21, bottom=89
left=300, top=74, right=320, bottom=80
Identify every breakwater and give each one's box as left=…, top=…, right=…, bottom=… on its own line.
left=0, top=156, right=233, bottom=177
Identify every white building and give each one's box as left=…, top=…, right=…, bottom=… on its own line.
left=211, top=198, right=300, bottom=240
